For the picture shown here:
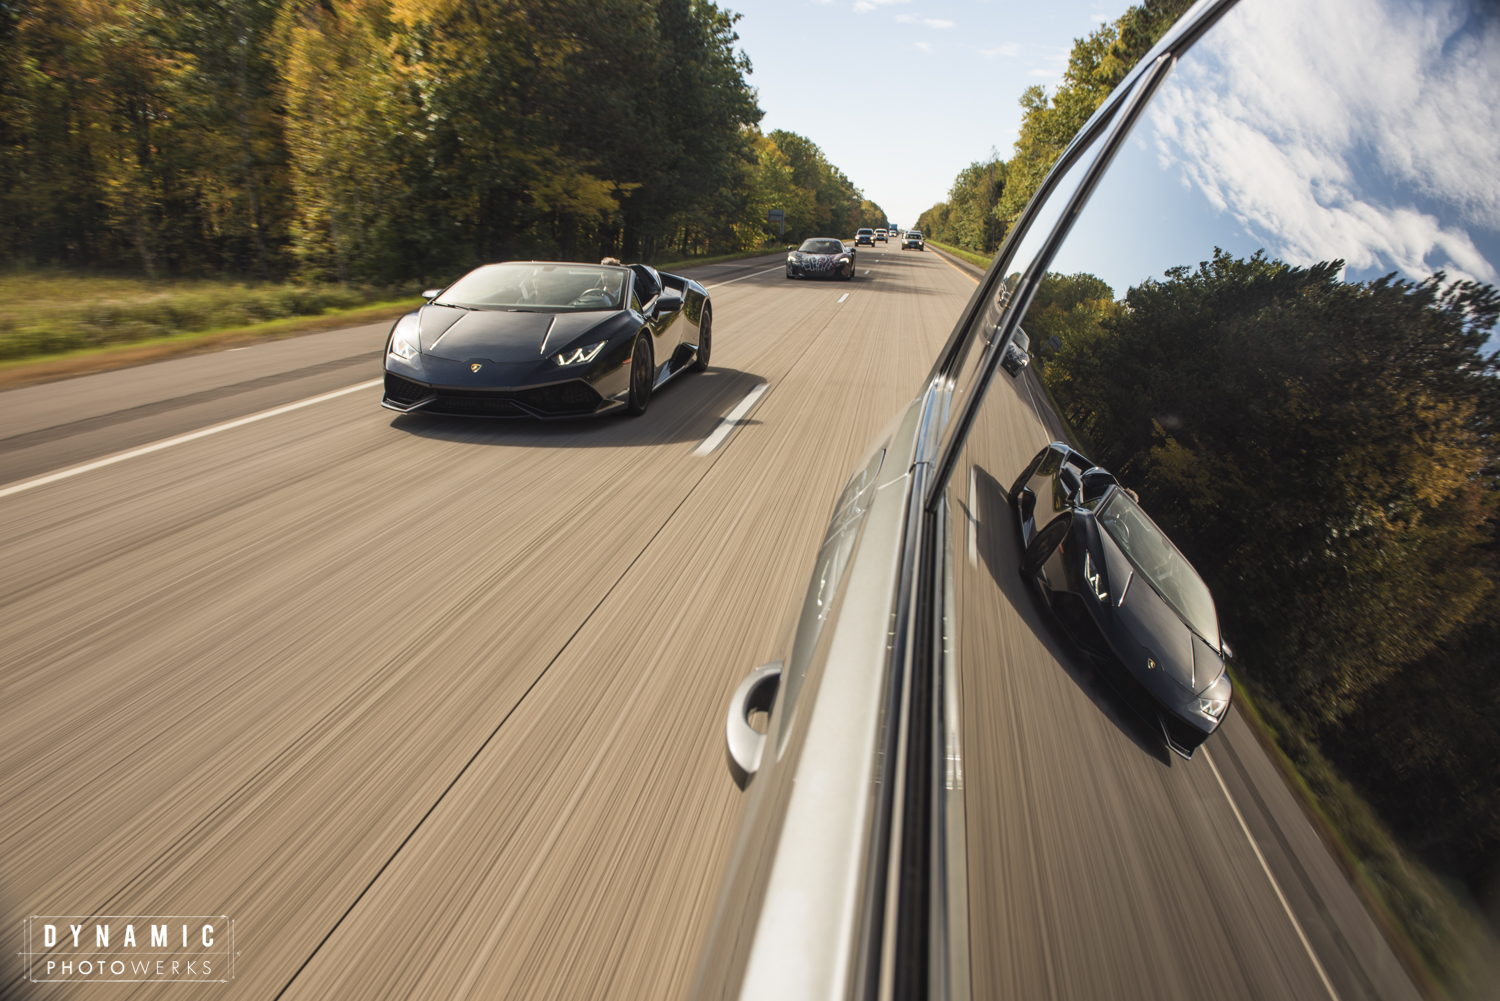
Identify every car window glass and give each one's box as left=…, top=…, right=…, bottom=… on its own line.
left=1099, top=491, right=1218, bottom=646
left=434, top=263, right=624, bottom=312
left=945, top=0, right=1496, bottom=763
left=798, top=239, right=844, bottom=254
left=928, top=98, right=1117, bottom=467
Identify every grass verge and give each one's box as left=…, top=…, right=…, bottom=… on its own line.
left=927, top=239, right=995, bottom=271
left=0, top=270, right=403, bottom=361
left=1229, top=671, right=1500, bottom=999
left=0, top=298, right=419, bottom=390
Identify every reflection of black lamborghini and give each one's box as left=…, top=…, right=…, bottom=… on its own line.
left=382, top=261, right=710, bottom=419
left=1010, top=443, right=1233, bottom=757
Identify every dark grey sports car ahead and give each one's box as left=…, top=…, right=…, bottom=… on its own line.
left=1011, top=443, right=1232, bottom=757
left=381, top=261, right=710, bottom=419
left=786, top=238, right=855, bottom=280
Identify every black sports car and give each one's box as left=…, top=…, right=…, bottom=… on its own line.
left=786, top=238, right=855, bottom=280
left=1010, top=443, right=1233, bottom=757
left=381, top=262, right=710, bottom=418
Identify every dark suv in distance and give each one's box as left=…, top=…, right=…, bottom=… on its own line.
left=1000, top=326, right=1030, bottom=375
left=693, top=0, right=1495, bottom=998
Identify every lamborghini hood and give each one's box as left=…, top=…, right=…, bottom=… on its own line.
left=419, top=307, right=613, bottom=363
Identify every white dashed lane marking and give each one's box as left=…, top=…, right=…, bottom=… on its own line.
left=692, top=383, right=770, bottom=456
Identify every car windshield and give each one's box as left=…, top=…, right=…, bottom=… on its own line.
left=858, top=229, right=873, bottom=235
left=1098, top=490, right=1219, bottom=647
left=799, top=239, right=844, bottom=254
left=433, top=263, right=625, bottom=312
left=908, top=232, right=921, bottom=238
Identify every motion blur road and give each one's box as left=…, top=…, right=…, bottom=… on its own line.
left=0, top=246, right=1415, bottom=999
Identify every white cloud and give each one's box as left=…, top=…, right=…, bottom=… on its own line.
left=852, top=0, right=909, bottom=12
left=896, top=12, right=950, bottom=26
left=979, top=42, right=1021, bottom=57
left=915, top=41, right=932, bottom=51
left=1149, top=0, right=1500, bottom=284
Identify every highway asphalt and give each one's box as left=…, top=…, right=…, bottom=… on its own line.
left=1, top=245, right=1418, bottom=998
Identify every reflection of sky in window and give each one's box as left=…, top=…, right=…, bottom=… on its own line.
left=1049, top=0, right=1499, bottom=306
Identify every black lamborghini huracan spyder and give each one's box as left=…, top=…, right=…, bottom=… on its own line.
left=1011, top=443, right=1233, bottom=757
left=382, top=261, right=711, bottom=418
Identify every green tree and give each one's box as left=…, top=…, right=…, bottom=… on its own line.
left=943, top=155, right=1006, bottom=253
left=994, top=0, right=1192, bottom=234
left=915, top=202, right=948, bottom=240
left=0, top=0, right=792, bottom=278
left=1019, top=270, right=1117, bottom=366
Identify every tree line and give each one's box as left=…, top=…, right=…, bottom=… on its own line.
left=916, top=0, right=1191, bottom=254
left=0, top=0, right=882, bottom=285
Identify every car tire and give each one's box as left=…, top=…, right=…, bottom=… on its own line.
left=786, top=268, right=795, bottom=279
left=689, top=305, right=712, bottom=372
left=625, top=332, right=654, bottom=416
left=1021, top=514, right=1071, bottom=577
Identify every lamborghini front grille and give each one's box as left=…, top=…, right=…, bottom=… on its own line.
left=384, top=372, right=432, bottom=405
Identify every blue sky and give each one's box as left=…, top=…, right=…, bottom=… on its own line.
left=728, top=0, right=1132, bottom=228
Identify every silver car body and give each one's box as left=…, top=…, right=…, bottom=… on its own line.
left=695, top=0, right=1497, bottom=996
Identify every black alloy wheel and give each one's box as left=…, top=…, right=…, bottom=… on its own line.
left=786, top=267, right=796, bottom=279
left=840, top=263, right=853, bottom=281
left=690, top=306, right=712, bottom=372
left=626, top=332, right=654, bottom=415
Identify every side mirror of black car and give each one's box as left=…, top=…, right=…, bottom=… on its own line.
left=656, top=292, right=684, bottom=314
left=1058, top=466, right=1083, bottom=501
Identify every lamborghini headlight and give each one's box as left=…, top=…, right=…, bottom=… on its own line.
left=554, top=341, right=606, bottom=366
left=1198, top=697, right=1228, bottom=719
left=388, top=315, right=420, bottom=363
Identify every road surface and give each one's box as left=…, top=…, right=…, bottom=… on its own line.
left=0, top=246, right=1415, bottom=999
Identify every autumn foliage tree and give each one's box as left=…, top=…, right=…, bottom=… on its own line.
left=1, top=0, right=846, bottom=282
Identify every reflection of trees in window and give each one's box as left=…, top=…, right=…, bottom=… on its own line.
left=1038, top=248, right=1499, bottom=728
left=1022, top=272, right=1119, bottom=369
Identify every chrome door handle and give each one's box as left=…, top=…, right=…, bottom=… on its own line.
left=725, top=661, right=782, bottom=789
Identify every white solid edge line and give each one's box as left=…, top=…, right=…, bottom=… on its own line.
left=1203, top=749, right=1342, bottom=1001
left=837, top=293, right=850, bottom=303
left=693, top=383, right=769, bottom=456
left=0, top=377, right=384, bottom=501
left=704, top=265, right=787, bottom=290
